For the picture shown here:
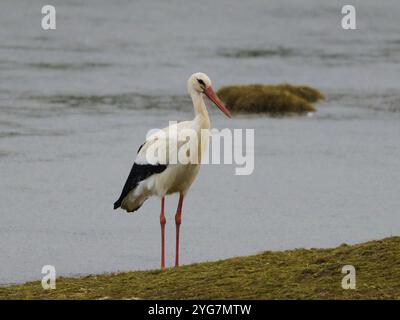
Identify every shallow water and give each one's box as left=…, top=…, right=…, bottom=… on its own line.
left=1, top=0, right=400, bottom=284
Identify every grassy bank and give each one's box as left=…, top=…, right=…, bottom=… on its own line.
left=1, top=237, right=399, bottom=299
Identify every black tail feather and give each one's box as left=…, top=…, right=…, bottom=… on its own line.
left=113, top=163, right=167, bottom=211
left=113, top=200, right=121, bottom=210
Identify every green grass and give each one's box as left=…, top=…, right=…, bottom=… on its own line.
left=1, top=237, right=399, bottom=300
left=217, top=84, right=325, bottom=115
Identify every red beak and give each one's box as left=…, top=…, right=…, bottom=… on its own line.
left=203, top=86, right=232, bottom=118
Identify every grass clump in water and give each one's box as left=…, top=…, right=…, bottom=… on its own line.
left=217, top=84, right=325, bottom=115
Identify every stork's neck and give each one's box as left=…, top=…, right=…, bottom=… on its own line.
left=190, top=91, right=210, bottom=129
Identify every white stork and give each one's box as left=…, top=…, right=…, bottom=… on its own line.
left=114, top=72, right=231, bottom=270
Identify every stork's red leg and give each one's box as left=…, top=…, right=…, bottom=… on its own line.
left=160, top=196, right=166, bottom=270
left=175, top=193, right=184, bottom=267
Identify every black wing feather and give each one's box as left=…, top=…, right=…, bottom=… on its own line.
left=113, top=163, right=167, bottom=210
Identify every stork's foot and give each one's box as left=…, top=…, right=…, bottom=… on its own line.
left=175, top=215, right=181, bottom=268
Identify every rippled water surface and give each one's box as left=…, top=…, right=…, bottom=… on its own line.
left=1, top=0, right=400, bottom=284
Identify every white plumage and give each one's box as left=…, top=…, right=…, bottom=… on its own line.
left=114, top=72, right=231, bottom=269
left=120, top=119, right=209, bottom=212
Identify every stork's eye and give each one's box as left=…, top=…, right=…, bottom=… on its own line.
left=197, top=79, right=205, bottom=86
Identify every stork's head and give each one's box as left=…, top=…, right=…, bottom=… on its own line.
left=188, top=72, right=232, bottom=118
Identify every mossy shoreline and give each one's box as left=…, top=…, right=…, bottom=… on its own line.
left=1, top=237, right=399, bottom=300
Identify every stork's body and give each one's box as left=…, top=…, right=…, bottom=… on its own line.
left=114, top=73, right=231, bottom=269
